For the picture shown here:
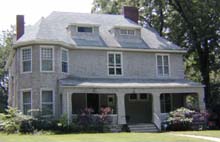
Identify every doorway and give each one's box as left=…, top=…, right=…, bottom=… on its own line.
left=87, top=93, right=99, bottom=114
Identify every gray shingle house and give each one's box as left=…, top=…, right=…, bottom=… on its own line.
left=6, top=7, right=205, bottom=131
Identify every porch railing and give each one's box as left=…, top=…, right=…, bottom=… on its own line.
left=72, top=114, right=118, bottom=125
left=153, top=113, right=161, bottom=130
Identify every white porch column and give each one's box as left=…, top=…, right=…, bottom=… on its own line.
left=153, top=92, right=161, bottom=130
left=62, top=93, right=67, bottom=115
left=62, top=91, right=72, bottom=125
left=116, top=93, right=126, bottom=125
left=67, top=92, right=72, bottom=125
left=197, top=89, right=206, bottom=111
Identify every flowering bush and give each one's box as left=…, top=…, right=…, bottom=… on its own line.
left=165, top=107, right=208, bottom=131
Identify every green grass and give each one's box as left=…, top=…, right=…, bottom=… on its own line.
left=0, top=132, right=218, bottom=142
left=173, top=130, right=220, bottom=138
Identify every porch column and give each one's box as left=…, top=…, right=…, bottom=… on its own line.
left=116, top=93, right=126, bottom=125
left=62, top=93, right=67, bottom=115
left=153, top=92, right=161, bottom=130
left=67, top=92, right=72, bottom=125
left=197, top=89, right=206, bottom=111
left=62, top=91, right=72, bottom=125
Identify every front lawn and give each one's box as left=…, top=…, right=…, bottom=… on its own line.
left=0, top=132, right=216, bottom=142
left=173, top=130, right=220, bottom=138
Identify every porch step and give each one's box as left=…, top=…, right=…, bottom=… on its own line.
left=128, top=123, right=158, bottom=133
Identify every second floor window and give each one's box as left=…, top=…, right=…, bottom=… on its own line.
left=21, top=48, right=32, bottom=73
left=156, top=54, right=169, bottom=77
left=108, top=52, right=122, bottom=76
left=61, top=49, right=68, bottom=73
left=41, top=47, right=53, bottom=72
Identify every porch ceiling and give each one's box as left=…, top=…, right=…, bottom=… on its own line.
left=59, top=77, right=204, bottom=88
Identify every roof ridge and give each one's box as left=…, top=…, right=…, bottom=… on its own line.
left=50, top=11, right=123, bottom=17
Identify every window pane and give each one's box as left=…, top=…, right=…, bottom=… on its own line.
left=108, top=54, right=114, bottom=65
left=42, top=91, right=53, bottom=102
left=42, top=104, right=53, bottom=116
left=78, top=27, right=92, bottom=33
left=62, top=62, right=68, bottom=73
left=23, top=61, right=31, bottom=72
left=128, top=30, right=135, bottom=35
left=157, top=56, right=162, bottom=66
left=165, top=94, right=171, bottom=102
left=116, top=54, right=121, bottom=64
left=42, top=60, right=53, bottom=71
left=140, top=94, right=147, bottom=100
left=23, top=104, right=31, bottom=115
left=129, top=94, right=137, bottom=100
left=120, top=29, right=127, bottom=35
left=163, top=56, right=168, bottom=66
left=109, top=68, right=115, bottom=75
left=23, top=91, right=31, bottom=104
left=62, top=50, right=68, bottom=62
left=164, top=66, right=169, bottom=75
left=165, top=103, right=171, bottom=112
left=158, top=66, right=163, bottom=75
left=22, top=49, right=31, bottom=61
left=41, top=48, right=52, bottom=60
left=116, top=68, right=122, bottom=75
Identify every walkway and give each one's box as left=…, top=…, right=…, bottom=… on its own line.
left=172, top=134, right=220, bottom=142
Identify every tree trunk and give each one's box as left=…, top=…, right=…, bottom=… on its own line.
left=197, top=39, right=210, bottom=108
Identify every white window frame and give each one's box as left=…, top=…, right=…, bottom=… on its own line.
left=20, top=88, right=32, bottom=115
left=119, top=29, right=136, bottom=36
left=40, top=46, right=54, bottom=72
left=156, top=54, right=170, bottom=77
left=61, top=48, right=69, bottom=73
left=107, top=52, right=123, bottom=76
left=20, top=47, right=32, bottom=74
left=77, top=26, right=94, bottom=33
left=40, top=88, right=55, bottom=117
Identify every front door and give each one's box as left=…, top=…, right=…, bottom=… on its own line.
left=87, top=94, right=99, bottom=114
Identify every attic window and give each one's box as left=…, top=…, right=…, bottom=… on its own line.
left=77, top=26, right=93, bottom=33
left=120, top=29, right=135, bottom=35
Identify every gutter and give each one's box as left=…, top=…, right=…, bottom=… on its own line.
left=13, top=40, right=187, bottom=53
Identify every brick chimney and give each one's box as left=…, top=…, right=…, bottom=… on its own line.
left=16, top=15, right=24, bottom=40
left=122, top=6, right=139, bottom=23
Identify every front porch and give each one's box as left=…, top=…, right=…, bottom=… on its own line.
left=59, top=78, right=206, bottom=130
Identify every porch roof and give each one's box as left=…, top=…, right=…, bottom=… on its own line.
left=59, top=77, right=204, bottom=88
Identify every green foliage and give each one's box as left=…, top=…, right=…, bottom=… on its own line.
left=0, top=27, right=14, bottom=112
left=0, top=107, right=33, bottom=134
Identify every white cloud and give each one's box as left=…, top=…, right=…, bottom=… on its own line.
left=0, top=0, right=93, bottom=31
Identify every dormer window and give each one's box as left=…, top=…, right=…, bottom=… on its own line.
left=120, top=29, right=135, bottom=36
left=77, top=26, right=93, bottom=33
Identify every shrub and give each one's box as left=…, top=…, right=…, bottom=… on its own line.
left=0, top=107, right=34, bottom=134
left=19, top=119, right=34, bottom=133
left=75, top=107, right=112, bottom=133
left=165, top=107, right=207, bottom=131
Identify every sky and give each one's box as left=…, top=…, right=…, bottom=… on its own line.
left=0, top=0, right=93, bottom=32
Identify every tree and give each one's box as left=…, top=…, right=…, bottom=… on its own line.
left=0, top=26, right=14, bottom=112
left=91, top=0, right=220, bottom=108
